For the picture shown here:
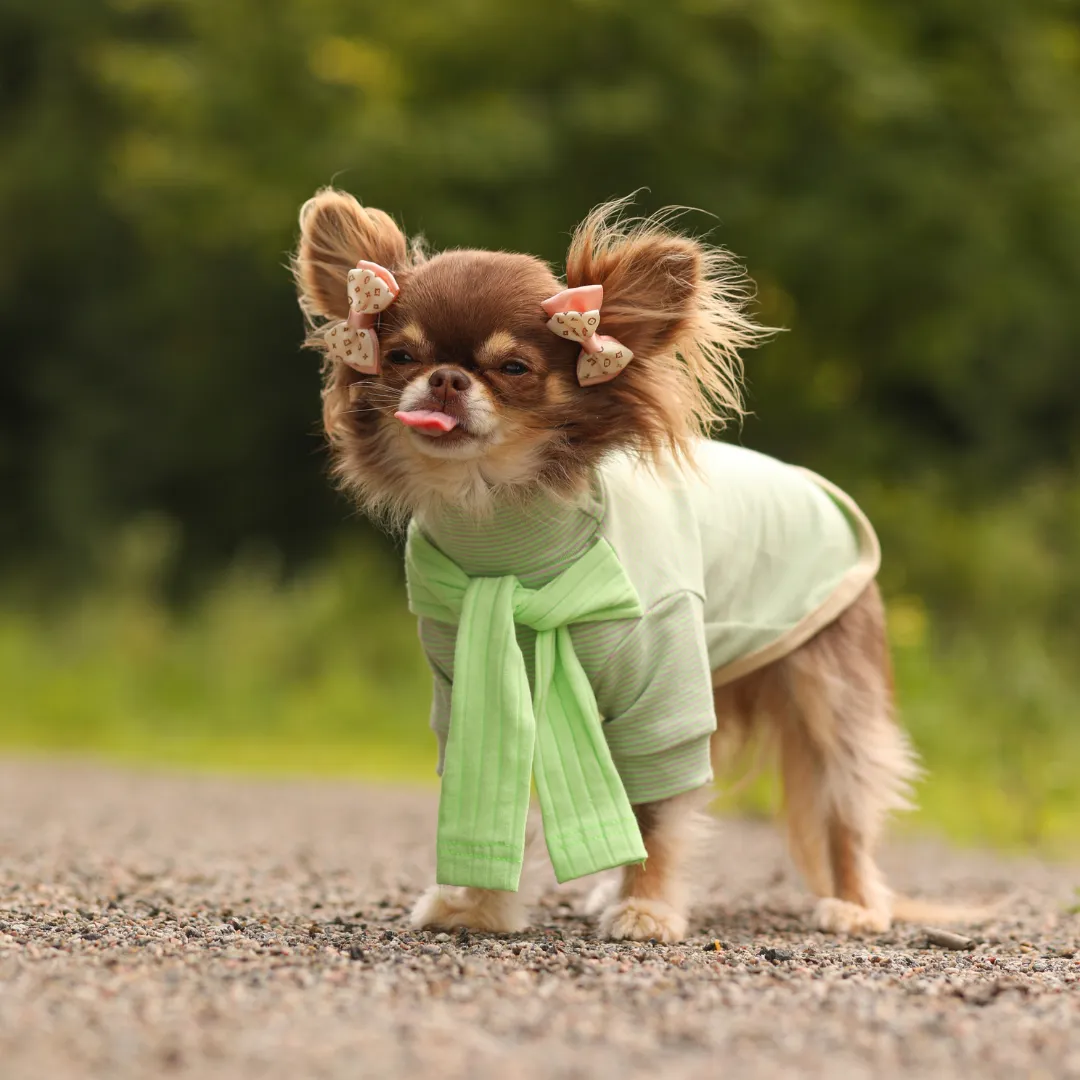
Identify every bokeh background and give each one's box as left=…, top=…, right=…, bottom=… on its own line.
left=3, top=0, right=1080, bottom=850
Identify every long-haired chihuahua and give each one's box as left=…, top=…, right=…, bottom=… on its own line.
left=291, top=188, right=921, bottom=942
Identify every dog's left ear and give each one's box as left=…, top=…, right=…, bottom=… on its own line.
left=564, top=207, right=703, bottom=361
left=561, top=200, right=765, bottom=450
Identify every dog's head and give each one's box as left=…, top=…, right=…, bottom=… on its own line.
left=293, top=189, right=763, bottom=525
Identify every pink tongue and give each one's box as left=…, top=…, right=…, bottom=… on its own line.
left=394, top=409, right=459, bottom=434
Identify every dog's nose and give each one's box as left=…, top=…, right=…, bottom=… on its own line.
left=428, top=367, right=471, bottom=395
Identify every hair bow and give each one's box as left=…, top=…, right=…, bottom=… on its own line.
left=541, top=285, right=634, bottom=386
left=324, top=260, right=400, bottom=375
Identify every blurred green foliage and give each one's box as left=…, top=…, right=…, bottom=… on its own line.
left=2, top=0, right=1080, bottom=847
left=0, top=521, right=437, bottom=779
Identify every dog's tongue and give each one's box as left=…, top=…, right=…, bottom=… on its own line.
left=394, top=409, right=459, bottom=435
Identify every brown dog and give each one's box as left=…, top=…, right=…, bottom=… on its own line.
left=292, top=189, right=920, bottom=941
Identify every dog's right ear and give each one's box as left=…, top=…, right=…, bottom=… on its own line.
left=293, top=188, right=409, bottom=322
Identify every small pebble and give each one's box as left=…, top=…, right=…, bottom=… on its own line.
left=760, top=947, right=793, bottom=963
left=924, top=927, right=976, bottom=951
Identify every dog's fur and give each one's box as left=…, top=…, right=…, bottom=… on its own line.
left=293, top=188, right=922, bottom=941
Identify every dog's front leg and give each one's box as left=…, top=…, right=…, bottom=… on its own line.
left=411, top=814, right=540, bottom=934
left=595, top=788, right=706, bottom=943
left=410, top=885, right=528, bottom=934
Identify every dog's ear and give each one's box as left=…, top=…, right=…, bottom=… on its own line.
left=562, top=200, right=766, bottom=454
left=294, top=188, right=408, bottom=322
left=565, top=213, right=702, bottom=361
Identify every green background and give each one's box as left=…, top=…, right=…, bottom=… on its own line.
left=3, top=0, right=1080, bottom=851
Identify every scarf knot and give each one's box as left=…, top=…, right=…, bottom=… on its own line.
left=406, top=523, right=647, bottom=891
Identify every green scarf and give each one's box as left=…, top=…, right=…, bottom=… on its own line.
left=405, top=523, right=648, bottom=891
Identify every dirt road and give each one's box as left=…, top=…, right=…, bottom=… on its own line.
left=1, top=759, right=1077, bottom=1079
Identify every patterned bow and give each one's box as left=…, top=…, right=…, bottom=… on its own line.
left=541, top=285, right=634, bottom=386
left=324, top=260, right=400, bottom=375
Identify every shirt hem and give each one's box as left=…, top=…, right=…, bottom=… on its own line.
left=616, top=733, right=716, bottom=805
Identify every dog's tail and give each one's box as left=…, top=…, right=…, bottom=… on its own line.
left=891, top=894, right=1001, bottom=925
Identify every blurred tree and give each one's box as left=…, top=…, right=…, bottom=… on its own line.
left=2, top=0, right=1079, bottom=596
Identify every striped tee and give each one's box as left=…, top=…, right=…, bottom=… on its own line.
left=413, top=438, right=880, bottom=805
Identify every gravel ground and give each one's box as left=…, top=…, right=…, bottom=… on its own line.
left=1, top=759, right=1078, bottom=1080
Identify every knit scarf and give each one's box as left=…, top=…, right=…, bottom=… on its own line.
left=405, top=523, right=647, bottom=891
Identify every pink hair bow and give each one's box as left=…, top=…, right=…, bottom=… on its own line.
left=541, top=285, right=634, bottom=386
left=324, top=260, right=400, bottom=374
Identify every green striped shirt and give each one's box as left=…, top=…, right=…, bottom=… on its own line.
left=414, top=438, right=879, bottom=805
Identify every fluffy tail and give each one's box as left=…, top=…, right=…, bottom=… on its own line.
left=891, top=894, right=1000, bottom=925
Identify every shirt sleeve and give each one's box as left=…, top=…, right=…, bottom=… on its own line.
left=586, top=590, right=717, bottom=805
left=416, top=615, right=457, bottom=776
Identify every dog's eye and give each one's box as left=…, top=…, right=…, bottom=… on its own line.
left=501, top=360, right=529, bottom=376
left=387, top=349, right=415, bottom=365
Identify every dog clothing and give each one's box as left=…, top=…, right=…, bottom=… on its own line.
left=408, top=529, right=649, bottom=890
left=406, top=438, right=879, bottom=888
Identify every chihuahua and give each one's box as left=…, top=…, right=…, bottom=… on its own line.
left=292, top=188, right=919, bottom=942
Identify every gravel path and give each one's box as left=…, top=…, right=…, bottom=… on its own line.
left=1, top=759, right=1078, bottom=1080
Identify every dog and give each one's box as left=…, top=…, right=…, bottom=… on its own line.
left=291, top=188, right=921, bottom=942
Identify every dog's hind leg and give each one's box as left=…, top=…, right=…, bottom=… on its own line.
left=772, top=583, right=920, bottom=934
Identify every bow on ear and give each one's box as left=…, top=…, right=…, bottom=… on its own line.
left=324, top=260, right=400, bottom=374
left=541, top=285, right=634, bottom=386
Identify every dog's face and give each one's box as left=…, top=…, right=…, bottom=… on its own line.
left=372, top=251, right=580, bottom=477
left=294, top=190, right=758, bottom=524
left=325, top=250, right=608, bottom=521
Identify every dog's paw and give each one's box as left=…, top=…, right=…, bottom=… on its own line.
left=599, top=897, right=688, bottom=943
left=409, top=886, right=528, bottom=934
left=813, top=897, right=891, bottom=935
